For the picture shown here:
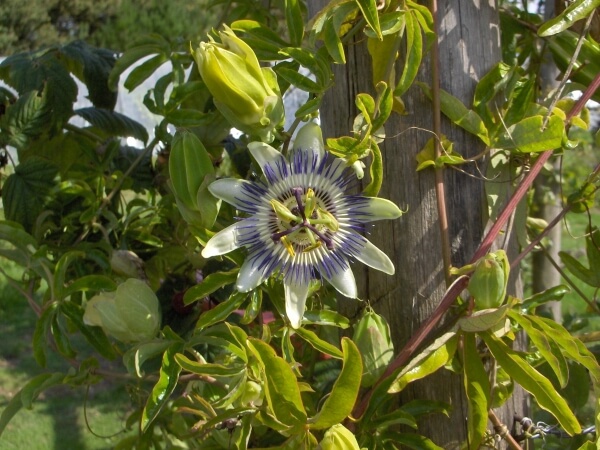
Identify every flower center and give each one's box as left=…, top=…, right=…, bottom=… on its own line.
left=270, top=187, right=338, bottom=257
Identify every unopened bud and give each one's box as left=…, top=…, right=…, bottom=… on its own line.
left=468, top=250, right=509, bottom=310
left=319, top=424, right=360, bottom=450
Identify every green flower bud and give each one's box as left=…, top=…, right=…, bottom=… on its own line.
left=319, top=424, right=360, bottom=450
left=193, top=26, right=284, bottom=142
left=468, top=250, right=510, bottom=310
left=84, top=279, right=161, bottom=343
left=240, top=380, right=263, bottom=407
left=352, top=308, right=394, bottom=387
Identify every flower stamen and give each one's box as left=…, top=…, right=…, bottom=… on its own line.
left=280, top=236, right=296, bottom=257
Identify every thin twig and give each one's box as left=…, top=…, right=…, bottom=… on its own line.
left=431, top=0, right=452, bottom=287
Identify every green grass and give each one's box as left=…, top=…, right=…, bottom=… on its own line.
left=0, top=262, right=135, bottom=450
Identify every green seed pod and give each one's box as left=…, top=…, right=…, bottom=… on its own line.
left=110, top=249, right=144, bottom=279
left=468, top=250, right=509, bottom=310
left=84, top=279, right=161, bottom=343
left=352, top=308, right=394, bottom=387
left=319, top=424, right=360, bottom=450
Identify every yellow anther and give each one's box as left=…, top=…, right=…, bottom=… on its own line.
left=303, top=241, right=322, bottom=253
left=304, top=188, right=317, bottom=218
left=270, top=199, right=298, bottom=222
left=281, top=236, right=296, bottom=257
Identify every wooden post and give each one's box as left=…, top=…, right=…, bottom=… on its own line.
left=308, top=1, right=527, bottom=447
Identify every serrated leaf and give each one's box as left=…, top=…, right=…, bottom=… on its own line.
left=309, top=338, right=362, bottom=429
left=482, top=332, right=581, bottom=435
left=538, top=0, right=600, bottom=36
left=462, top=333, right=490, bottom=449
left=389, top=332, right=457, bottom=393
left=141, top=341, right=184, bottom=432
left=0, top=90, right=52, bottom=149
left=61, top=40, right=117, bottom=109
left=2, top=157, right=58, bottom=232
left=247, top=338, right=307, bottom=428
left=74, top=107, right=148, bottom=143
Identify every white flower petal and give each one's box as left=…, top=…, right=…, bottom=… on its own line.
left=355, top=197, right=403, bottom=222
left=353, top=238, right=395, bottom=275
left=208, top=178, right=261, bottom=211
left=324, top=264, right=358, bottom=298
left=201, top=222, right=243, bottom=258
left=293, top=122, right=324, bottom=161
left=248, top=142, right=285, bottom=173
left=236, top=256, right=270, bottom=292
left=284, top=280, right=310, bottom=329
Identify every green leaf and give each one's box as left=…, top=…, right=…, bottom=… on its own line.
left=417, top=82, right=490, bottom=145
left=60, top=301, right=117, bottom=360
left=507, top=311, right=569, bottom=388
left=527, top=316, right=600, bottom=386
left=462, top=333, right=490, bottom=449
left=370, top=409, right=417, bottom=430
left=74, top=107, right=149, bottom=143
left=61, top=40, right=117, bottom=110
left=356, top=0, right=382, bottom=40
left=0, top=90, right=52, bottom=149
left=247, top=338, right=307, bottom=428
left=123, top=340, right=173, bottom=378
left=63, top=275, right=117, bottom=298
left=141, top=340, right=184, bottom=432
left=363, top=140, right=383, bottom=196
left=174, top=353, right=245, bottom=376
left=302, top=310, right=351, bottom=328
left=322, top=19, right=346, bottom=64
left=52, top=251, right=85, bottom=302
left=184, top=269, right=239, bottom=305
left=494, top=114, right=564, bottom=153
left=275, top=67, right=322, bottom=93
left=559, top=251, right=600, bottom=287
left=309, top=338, right=362, bottom=429
left=521, top=285, right=570, bottom=313
left=380, top=431, right=444, bottom=450
left=165, top=109, right=210, bottom=127
left=538, top=0, right=600, bottom=36
left=125, top=53, right=169, bottom=92
left=2, top=157, right=58, bottom=232
left=108, top=34, right=171, bottom=90
left=473, top=62, right=512, bottom=109
left=294, top=327, right=343, bottom=359
left=395, top=11, right=423, bottom=98
left=457, top=305, right=509, bottom=332
left=482, top=332, right=581, bottom=435
left=195, top=291, right=247, bottom=331
left=389, top=332, right=457, bottom=393
left=285, top=0, right=304, bottom=46
left=169, top=130, right=220, bottom=229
